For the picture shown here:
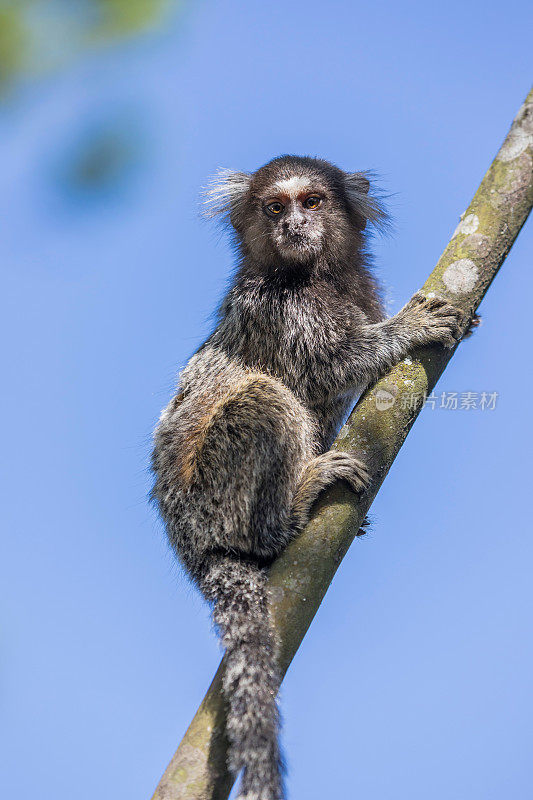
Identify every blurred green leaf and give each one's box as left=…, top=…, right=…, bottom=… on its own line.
left=0, top=7, right=27, bottom=85
left=0, top=0, right=182, bottom=91
left=94, top=0, right=170, bottom=35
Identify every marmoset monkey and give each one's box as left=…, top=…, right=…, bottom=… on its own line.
left=151, top=156, right=465, bottom=800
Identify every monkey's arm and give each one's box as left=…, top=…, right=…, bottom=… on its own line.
left=339, top=292, right=465, bottom=389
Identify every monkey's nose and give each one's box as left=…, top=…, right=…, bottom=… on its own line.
left=284, top=219, right=307, bottom=234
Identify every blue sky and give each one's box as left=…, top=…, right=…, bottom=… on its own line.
left=1, top=2, right=532, bottom=799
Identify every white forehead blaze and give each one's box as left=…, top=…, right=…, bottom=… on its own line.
left=272, top=175, right=312, bottom=197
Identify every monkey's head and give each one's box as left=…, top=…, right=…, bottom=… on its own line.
left=205, top=155, right=386, bottom=272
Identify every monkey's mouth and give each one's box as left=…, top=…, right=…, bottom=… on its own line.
left=276, top=230, right=320, bottom=257
left=285, top=231, right=306, bottom=245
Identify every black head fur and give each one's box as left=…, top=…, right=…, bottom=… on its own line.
left=204, top=155, right=387, bottom=318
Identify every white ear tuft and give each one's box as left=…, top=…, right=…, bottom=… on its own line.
left=202, top=168, right=252, bottom=227
left=344, top=171, right=389, bottom=232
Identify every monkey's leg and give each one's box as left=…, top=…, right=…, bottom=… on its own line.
left=190, top=372, right=315, bottom=560
left=290, top=451, right=370, bottom=534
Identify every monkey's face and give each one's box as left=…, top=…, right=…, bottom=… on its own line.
left=255, top=175, right=330, bottom=263
left=240, top=162, right=374, bottom=269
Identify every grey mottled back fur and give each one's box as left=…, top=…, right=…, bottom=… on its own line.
left=151, top=155, right=465, bottom=800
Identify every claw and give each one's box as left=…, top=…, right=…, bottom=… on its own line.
left=463, top=313, right=482, bottom=339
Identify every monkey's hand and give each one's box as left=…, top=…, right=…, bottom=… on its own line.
left=397, top=291, right=466, bottom=349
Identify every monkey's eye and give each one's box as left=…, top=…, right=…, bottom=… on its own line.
left=266, top=201, right=284, bottom=216
left=303, top=195, right=321, bottom=210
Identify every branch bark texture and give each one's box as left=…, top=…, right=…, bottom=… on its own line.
left=152, top=89, right=533, bottom=800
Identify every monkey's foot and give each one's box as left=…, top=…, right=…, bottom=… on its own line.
left=290, top=451, right=370, bottom=533
left=316, top=450, right=370, bottom=492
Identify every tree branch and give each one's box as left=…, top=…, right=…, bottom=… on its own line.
left=151, top=88, right=533, bottom=800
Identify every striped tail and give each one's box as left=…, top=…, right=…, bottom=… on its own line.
left=200, top=553, right=284, bottom=800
